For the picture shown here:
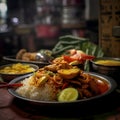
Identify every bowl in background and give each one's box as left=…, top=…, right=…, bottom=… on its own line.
left=89, top=57, right=120, bottom=85
left=0, top=63, right=39, bottom=82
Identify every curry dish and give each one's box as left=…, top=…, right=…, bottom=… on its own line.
left=16, top=56, right=109, bottom=102
left=0, top=63, right=35, bottom=74
left=95, top=60, right=120, bottom=66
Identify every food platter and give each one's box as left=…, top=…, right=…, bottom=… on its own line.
left=0, top=63, right=39, bottom=82
left=8, top=72, right=117, bottom=105
left=7, top=72, right=117, bottom=117
left=3, top=55, right=49, bottom=67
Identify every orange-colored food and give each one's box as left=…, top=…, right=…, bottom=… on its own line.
left=16, top=56, right=109, bottom=101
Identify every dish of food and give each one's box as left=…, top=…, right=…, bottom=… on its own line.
left=8, top=56, right=117, bottom=105
left=8, top=72, right=117, bottom=104
left=94, top=59, right=120, bottom=66
left=0, top=63, right=39, bottom=82
left=0, top=63, right=36, bottom=74
left=89, top=57, right=120, bottom=85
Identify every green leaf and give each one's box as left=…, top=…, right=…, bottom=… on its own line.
left=52, top=35, right=104, bottom=71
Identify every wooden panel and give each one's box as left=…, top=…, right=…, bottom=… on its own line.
left=99, top=0, right=120, bottom=57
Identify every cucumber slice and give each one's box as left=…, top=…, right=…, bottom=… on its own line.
left=58, top=87, right=79, bottom=102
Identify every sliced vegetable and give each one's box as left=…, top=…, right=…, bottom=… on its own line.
left=58, top=87, right=79, bottom=102
left=63, top=49, right=95, bottom=63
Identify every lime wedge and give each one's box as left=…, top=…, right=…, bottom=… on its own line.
left=58, top=87, right=79, bottom=102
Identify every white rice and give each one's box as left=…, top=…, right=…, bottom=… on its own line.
left=16, top=76, right=59, bottom=101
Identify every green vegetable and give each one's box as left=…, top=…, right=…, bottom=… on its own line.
left=52, top=45, right=75, bottom=56
left=52, top=35, right=89, bottom=56
left=58, top=87, right=79, bottom=102
left=59, top=35, right=89, bottom=41
left=36, top=35, right=104, bottom=71
left=51, top=35, right=104, bottom=71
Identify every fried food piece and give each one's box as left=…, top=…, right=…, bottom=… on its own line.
left=57, top=68, right=80, bottom=79
left=89, top=78, right=99, bottom=94
left=16, top=49, right=37, bottom=61
left=22, top=52, right=37, bottom=61
left=16, top=49, right=27, bottom=59
left=82, top=89, right=93, bottom=98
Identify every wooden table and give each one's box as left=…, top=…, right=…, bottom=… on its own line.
left=0, top=87, right=120, bottom=120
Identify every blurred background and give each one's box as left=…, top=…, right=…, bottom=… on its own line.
left=0, top=0, right=120, bottom=57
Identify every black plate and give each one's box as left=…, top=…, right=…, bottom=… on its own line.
left=3, top=55, right=49, bottom=68
left=8, top=72, right=117, bottom=105
left=8, top=72, right=117, bottom=117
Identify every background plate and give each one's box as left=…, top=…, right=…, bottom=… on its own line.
left=3, top=55, right=49, bottom=68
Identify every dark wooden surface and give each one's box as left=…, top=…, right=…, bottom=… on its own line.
left=0, top=87, right=120, bottom=120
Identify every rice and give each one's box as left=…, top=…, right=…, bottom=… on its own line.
left=16, top=76, right=59, bottom=101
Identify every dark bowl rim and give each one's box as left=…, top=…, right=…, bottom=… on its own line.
left=0, top=63, right=39, bottom=75
left=90, top=57, right=120, bottom=67
left=8, top=72, right=117, bottom=105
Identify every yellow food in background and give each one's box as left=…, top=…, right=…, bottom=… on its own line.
left=95, top=60, right=120, bottom=66
left=0, top=63, right=35, bottom=74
